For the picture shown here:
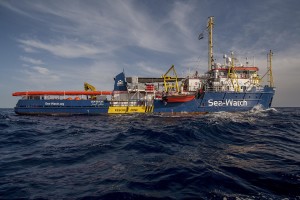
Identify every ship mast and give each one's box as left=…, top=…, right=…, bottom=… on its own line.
left=267, top=50, right=274, bottom=87
left=207, top=16, right=214, bottom=71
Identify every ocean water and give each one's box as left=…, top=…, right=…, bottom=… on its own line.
left=0, top=107, right=299, bottom=199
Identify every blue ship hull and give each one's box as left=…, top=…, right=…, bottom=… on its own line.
left=14, top=87, right=275, bottom=115
left=154, top=87, right=274, bottom=114
left=14, top=100, right=110, bottom=115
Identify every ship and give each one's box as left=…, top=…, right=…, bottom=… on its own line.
left=12, top=17, right=275, bottom=115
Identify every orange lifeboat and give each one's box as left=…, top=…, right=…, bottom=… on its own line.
left=163, top=94, right=195, bottom=103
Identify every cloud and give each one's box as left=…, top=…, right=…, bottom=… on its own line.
left=0, top=1, right=34, bottom=19
left=20, top=45, right=38, bottom=53
left=13, top=0, right=179, bottom=58
left=18, top=39, right=108, bottom=59
left=17, top=66, right=60, bottom=88
left=20, top=56, right=44, bottom=65
left=169, top=2, right=194, bottom=38
left=134, top=62, right=165, bottom=77
left=10, top=0, right=193, bottom=58
left=32, top=66, right=49, bottom=75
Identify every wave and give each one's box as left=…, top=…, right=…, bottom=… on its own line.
left=0, top=108, right=299, bottom=199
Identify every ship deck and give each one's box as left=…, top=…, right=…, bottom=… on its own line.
left=126, top=77, right=184, bottom=83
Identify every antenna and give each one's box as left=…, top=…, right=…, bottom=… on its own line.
left=268, top=50, right=274, bottom=87
left=207, top=16, right=214, bottom=71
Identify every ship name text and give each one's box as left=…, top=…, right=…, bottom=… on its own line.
left=45, top=102, right=64, bottom=106
left=208, top=99, right=247, bottom=107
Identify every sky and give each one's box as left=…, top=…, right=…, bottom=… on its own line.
left=0, top=0, right=300, bottom=108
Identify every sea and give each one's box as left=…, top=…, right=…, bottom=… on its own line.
left=0, top=107, right=299, bottom=200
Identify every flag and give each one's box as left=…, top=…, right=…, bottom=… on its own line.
left=198, top=32, right=204, bottom=40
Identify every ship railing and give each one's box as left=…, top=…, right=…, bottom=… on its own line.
left=205, top=85, right=266, bottom=93
left=255, top=86, right=265, bottom=91
left=204, top=86, right=227, bottom=92
left=110, top=100, right=153, bottom=107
